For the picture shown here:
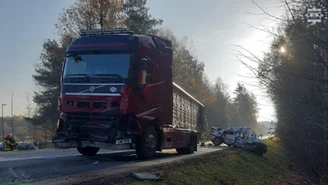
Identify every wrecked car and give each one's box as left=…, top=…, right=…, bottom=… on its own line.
left=209, top=126, right=267, bottom=156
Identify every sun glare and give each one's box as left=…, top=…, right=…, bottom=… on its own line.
left=280, top=46, right=286, bottom=53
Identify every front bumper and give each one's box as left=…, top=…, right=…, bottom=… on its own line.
left=53, top=111, right=139, bottom=149
left=53, top=140, right=132, bottom=150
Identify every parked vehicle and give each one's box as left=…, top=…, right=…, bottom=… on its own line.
left=53, top=28, right=206, bottom=159
left=209, top=126, right=267, bottom=156
left=17, top=141, right=38, bottom=150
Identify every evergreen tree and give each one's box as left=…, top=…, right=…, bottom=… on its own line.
left=32, top=36, right=73, bottom=128
left=231, top=83, right=258, bottom=131
left=123, top=0, right=163, bottom=34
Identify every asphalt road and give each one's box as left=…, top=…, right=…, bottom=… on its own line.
left=0, top=146, right=227, bottom=185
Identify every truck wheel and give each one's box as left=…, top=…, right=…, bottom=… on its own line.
left=77, top=146, right=100, bottom=156
left=176, top=135, right=197, bottom=154
left=136, top=126, right=158, bottom=159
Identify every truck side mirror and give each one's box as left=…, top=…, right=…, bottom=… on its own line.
left=146, top=74, right=152, bottom=84
left=147, top=63, right=153, bottom=74
left=140, top=57, right=148, bottom=70
left=140, top=57, right=153, bottom=74
left=139, top=57, right=154, bottom=86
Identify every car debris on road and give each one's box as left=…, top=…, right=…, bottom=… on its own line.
left=132, top=172, right=161, bottom=181
left=209, top=126, right=268, bottom=156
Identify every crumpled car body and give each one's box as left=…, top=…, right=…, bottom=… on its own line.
left=209, top=126, right=267, bottom=155
left=17, top=141, right=38, bottom=150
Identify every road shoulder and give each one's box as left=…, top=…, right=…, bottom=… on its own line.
left=91, top=138, right=314, bottom=185
left=35, top=147, right=225, bottom=185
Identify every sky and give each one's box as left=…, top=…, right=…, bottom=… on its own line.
left=0, top=0, right=285, bottom=121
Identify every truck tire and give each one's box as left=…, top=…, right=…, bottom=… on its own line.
left=77, top=146, right=100, bottom=156
left=176, top=134, right=197, bottom=154
left=136, top=126, right=158, bottom=159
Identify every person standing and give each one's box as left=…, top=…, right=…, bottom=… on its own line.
left=3, top=134, right=17, bottom=151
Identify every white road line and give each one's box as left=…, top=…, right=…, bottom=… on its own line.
left=0, top=148, right=221, bottom=163
left=36, top=147, right=228, bottom=185
left=2, top=156, right=43, bottom=162
left=0, top=150, right=134, bottom=162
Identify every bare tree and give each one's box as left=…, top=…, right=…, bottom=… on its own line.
left=56, top=0, right=124, bottom=37
left=234, top=0, right=328, bottom=181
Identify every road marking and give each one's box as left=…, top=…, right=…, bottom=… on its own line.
left=0, top=147, right=222, bottom=163
left=0, top=150, right=134, bottom=162
left=92, top=160, right=99, bottom=165
left=1, top=156, right=43, bottom=162
left=36, top=147, right=228, bottom=185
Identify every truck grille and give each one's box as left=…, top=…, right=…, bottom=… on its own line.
left=77, top=101, right=90, bottom=109
left=93, top=102, right=107, bottom=109
left=66, top=100, right=112, bottom=110
left=69, top=117, right=120, bottom=143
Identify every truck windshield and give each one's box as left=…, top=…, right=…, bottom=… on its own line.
left=63, top=53, right=131, bottom=82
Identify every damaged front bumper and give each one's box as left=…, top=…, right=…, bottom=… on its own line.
left=52, top=112, right=139, bottom=150
left=53, top=140, right=132, bottom=150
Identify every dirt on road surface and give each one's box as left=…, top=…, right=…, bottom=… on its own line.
left=0, top=146, right=227, bottom=185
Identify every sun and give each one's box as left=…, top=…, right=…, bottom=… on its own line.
left=280, top=46, right=286, bottom=53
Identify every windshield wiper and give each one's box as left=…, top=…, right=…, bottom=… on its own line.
left=66, top=74, right=89, bottom=77
left=93, top=74, right=122, bottom=80
left=65, top=74, right=90, bottom=81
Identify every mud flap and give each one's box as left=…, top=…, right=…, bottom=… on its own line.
left=52, top=118, right=70, bottom=144
left=54, top=118, right=67, bottom=136
left=193, top=135, right=198, bottom=151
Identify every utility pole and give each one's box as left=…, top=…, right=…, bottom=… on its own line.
left=321, top=0, right=328, bottom=178
left=100, top=13, right=103, bottom=30
left=25, top=93, right=32, bottom=140
left=99, top=0, right=104, bottom=30
left=11, top=93, right=14, bottom=136
left=1, top=104, right=6, bottom=141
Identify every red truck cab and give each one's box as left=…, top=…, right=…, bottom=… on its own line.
left=53, top=28, right=205, bottom=159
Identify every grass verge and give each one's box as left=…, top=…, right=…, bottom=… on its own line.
left=114, top=138, right=314, bottom=185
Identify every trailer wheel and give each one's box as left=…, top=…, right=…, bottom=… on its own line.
left=136, top=126, right=158, bottom=159
left=77, top=146, right=100, bottom=156
left=176, top=134, right=197, bottom=154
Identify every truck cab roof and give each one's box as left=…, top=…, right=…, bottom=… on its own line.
left=66, top=28, right=172, bottom=54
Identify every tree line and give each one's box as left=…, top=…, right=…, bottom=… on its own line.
left=239, top=0, right=328, bottom=182
left=1, top=116, right=52, bottom=142
left=30, top=0, right=259, bottom=141
left=29, top=0, right=328, bottom=182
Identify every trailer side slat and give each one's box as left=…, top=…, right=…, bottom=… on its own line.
left=172, top=82, right=204, bottom=131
